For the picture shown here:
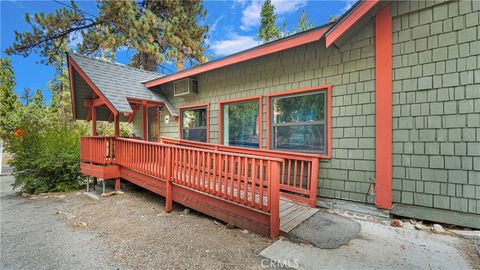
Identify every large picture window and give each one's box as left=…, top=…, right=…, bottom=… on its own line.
left=220, top=98, right=261, bottom=148
left=270, top=90, right=327, bottom=154
left=180, top=105, right=209, bottom=142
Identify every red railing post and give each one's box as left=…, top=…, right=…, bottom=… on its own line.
left=309, top=158, right=319, bottom=207
left=269, top=160, right=280, bottom=239
left=165, top=146, right=173, bottom=212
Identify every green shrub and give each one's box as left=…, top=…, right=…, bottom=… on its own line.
left=4, top=105, right=87, bottom=194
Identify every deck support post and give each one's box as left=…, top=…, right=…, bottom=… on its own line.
left=115, top=178, right=121, bottom=190
left=165, top=147, right=173, bottom=212
left=309, top=158, right=320, bottom=207
left=92, top=177, right=97, bottom=190
left=269, top=161, right=280, bottom=239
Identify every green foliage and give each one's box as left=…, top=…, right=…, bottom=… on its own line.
left=224, top=100, right=259, bottom=147
left=297, top=10, right=313, bottom=32
left=0, top=58, right=20, bottom=137
left=2, top=100, right=87, bottom=194
left=5, top=0, right=209, bottom=71
left=32, top=89, right=45, bottom=107
left=258, top=0, right=281, bottom=43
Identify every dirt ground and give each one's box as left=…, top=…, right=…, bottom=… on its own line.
left=2, top=167, right=478, bottom=270
left=1, top=171, right=272, bottom=270
left=63, top=183, right=274, bottom=269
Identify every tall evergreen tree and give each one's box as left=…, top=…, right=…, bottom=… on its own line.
left=258, top=0, right=281, bottom=43
left=296, top=9, right=313, bottom=32
left=21, top=88, right=33, bottom=105
left=32, top=89, right=45, bottom=107
left=5, top=0, right=209, bottom=72
left=281, top=20, right=289, bottom=38
left=0, top=58, right=20, bottom=135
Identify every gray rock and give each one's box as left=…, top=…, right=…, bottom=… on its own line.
left=414, top=223, right=430, bottom=232
left=433, top=224, right=445, bottom=233
left=449, top=230, right=480, bottom=240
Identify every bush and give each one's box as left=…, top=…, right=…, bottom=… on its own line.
left=3, top=104, right=87, bottom=194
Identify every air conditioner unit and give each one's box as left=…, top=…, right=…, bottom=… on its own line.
left=174, top=78, right=198, bottom=97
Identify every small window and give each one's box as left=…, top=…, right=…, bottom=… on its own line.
left=270, top=91, right=327, bottom=154
left=222, top=99, right=260, bottom=148
left=181, top=106, right=208, bottom=142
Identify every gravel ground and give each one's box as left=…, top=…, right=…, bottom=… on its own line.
left=1, top=170, right=272, bottom=269
left=63, top=183, right=273, bottom=269
left=1, top=173, right=121, bottom=270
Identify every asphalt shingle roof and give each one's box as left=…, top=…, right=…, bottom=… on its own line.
left=68, top=52, right=177, bottom=116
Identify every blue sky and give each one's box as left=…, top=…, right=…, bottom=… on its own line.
left=1, top=0, right=354, bottom=103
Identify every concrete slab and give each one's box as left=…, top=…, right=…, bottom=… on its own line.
left=289, top=211, right=360, bottom=249
left=261, top=220, right=472, bottom=270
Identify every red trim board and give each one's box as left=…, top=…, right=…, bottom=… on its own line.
left=325, top=0, right=380, bottom=48
left=178, top=103, right=210, bottom=143
left=265, top=85, right=332, bottom=159
left=68, top=62, right=77, bottom=119
left=375, top=5, right=392, bottom=210
left=144, top=27, right=329, bottom=88
left=68, top=55, right=118, bottom=116
left=218, top=96, right=263, bottom=149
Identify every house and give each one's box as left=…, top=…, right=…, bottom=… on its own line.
left=69, top=0, right=480, bottom=238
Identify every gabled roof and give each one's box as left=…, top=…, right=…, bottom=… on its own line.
left=143, top=0, right=383, bottom=88
left=325, top=0, right=381, bottom=47
left=68, top=53, right=177, bottom=117
left=144, top=25, right=330, bottom=88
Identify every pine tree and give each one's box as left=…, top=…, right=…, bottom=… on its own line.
left=6, top=0, right=209, bottom=72
left=297, top=10, right=313, bottom=32
left=0, top=58, right=20, bottom=134
left=258, top=0, right=281, bottom=43
left=281, top=20, right=289, bottom=38
left=32, top=89, right=45, bottom=107
left=21, top=88, right=33, bottom=105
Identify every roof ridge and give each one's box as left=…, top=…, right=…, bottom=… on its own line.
left=68, top=52, right=162, bottom=77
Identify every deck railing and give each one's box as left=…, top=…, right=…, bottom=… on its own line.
left=80, top=136, right=115, bottom=165
left=83, top=136, right=282, bottom=238
left=160, top=137, right=319, bottom=207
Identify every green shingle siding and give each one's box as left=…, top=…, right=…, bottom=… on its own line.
left=156, top=0, right=479, bottom=218
left=158, top=20, right=377, bottom=204
left=392, top=0, right=480, bottom=215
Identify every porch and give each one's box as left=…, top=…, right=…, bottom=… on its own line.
left=79, top=136, right=320, bottom=238
left=68, top=52, right=321, bottom=238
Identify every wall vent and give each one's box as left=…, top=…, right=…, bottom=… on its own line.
left=174, top=78, right=198, bottom=97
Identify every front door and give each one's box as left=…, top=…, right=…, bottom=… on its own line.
left=147, top=106, right=160, bottom=142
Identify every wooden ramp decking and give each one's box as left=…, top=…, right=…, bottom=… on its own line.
left=280, top=198, right=319, bottom=233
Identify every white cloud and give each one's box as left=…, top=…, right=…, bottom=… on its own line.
left=342, top=0, right=357, bottom=12
left=240, top=1, right=262, bottom=31
left=272, top=0, right=307, bottom=14
left=239, top=0, right=308, bottom=31
left=210, top=33, right=260, bottom=56
left=210, top=15, right=224, bottom=33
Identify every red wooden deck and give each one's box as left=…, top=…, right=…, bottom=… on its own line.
left=80, top=136, right=319, bottom=238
